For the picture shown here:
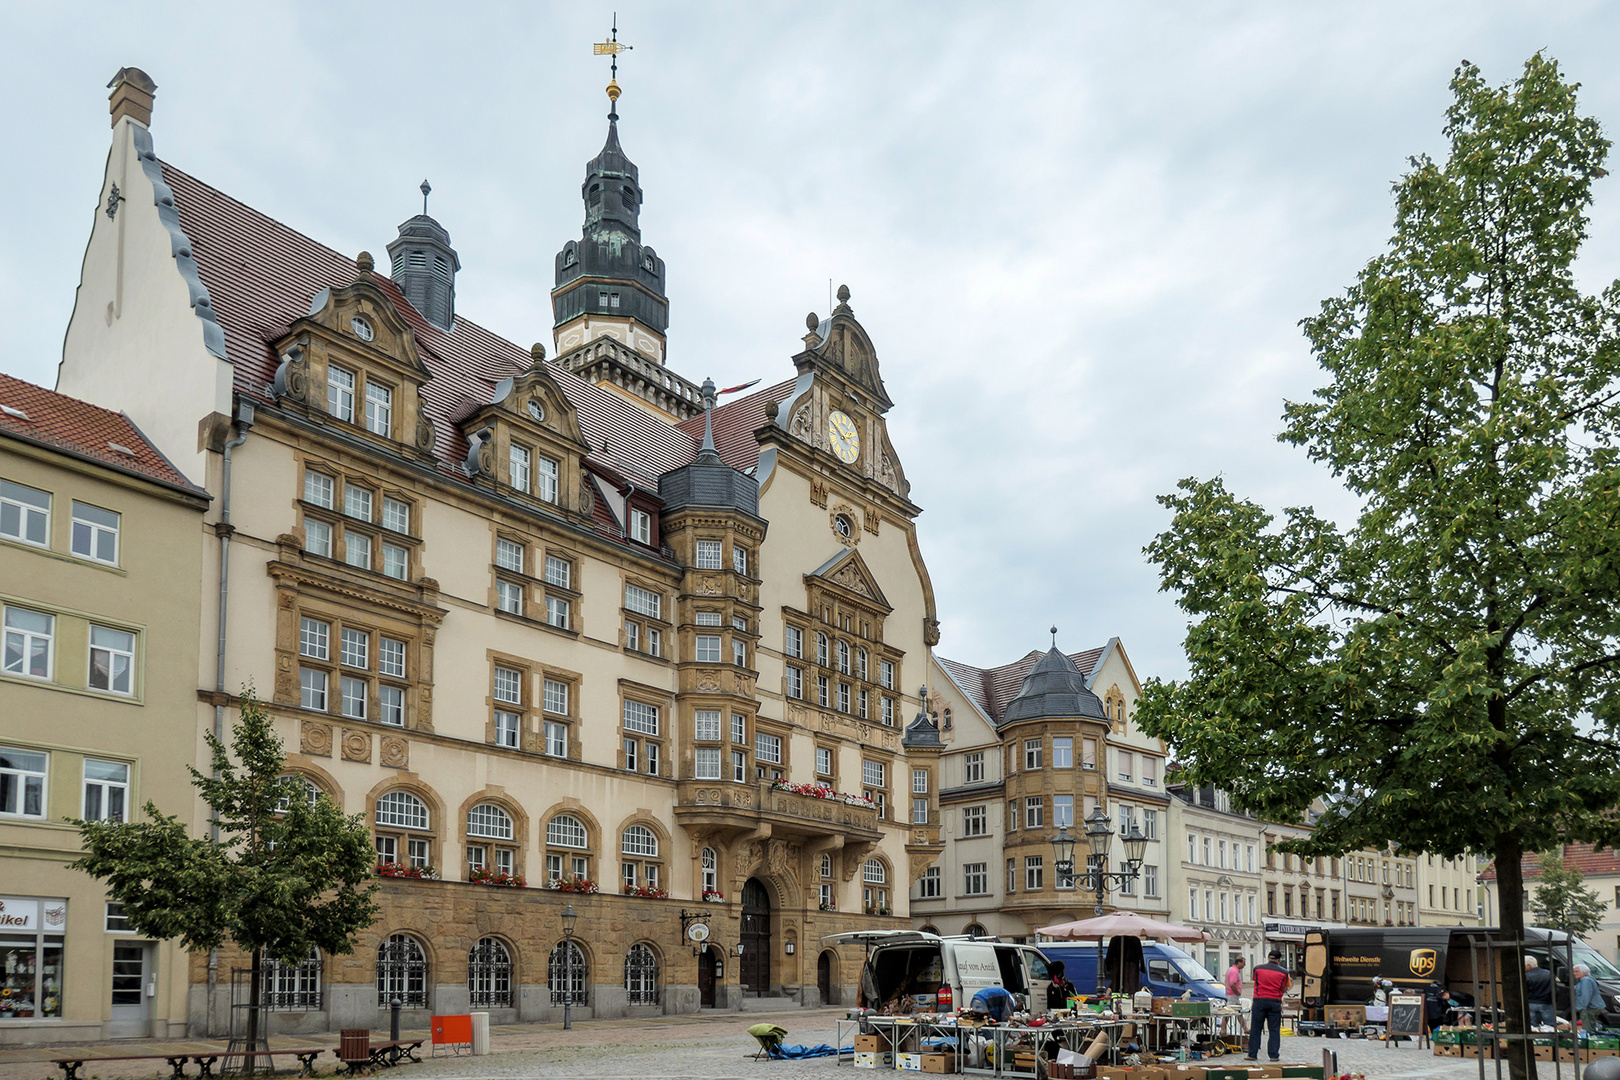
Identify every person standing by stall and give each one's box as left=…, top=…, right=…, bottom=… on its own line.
left=1246, top=949, right=1291, bottom=1062
left=1525, top=957, right=1555, bottom=1027
left=1574, top=964, right=1603, bottom=1030
left=1225, top=956, right=1248, bottom=1035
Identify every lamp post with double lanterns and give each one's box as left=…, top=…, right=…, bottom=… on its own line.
left=1053, top=807, right=1149, bottom=994
left=561, top=903, right=578, bottom=1031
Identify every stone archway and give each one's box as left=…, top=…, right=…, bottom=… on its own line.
left=818, top=949, right=838, bottom=1005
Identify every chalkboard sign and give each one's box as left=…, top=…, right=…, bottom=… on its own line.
left=1386, top=993, right=1425, bottom=1045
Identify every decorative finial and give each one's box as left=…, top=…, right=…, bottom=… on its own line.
left=593, top=15, right=633, bottom=120
left=764, top=399, right=779, bottom=420
left=806, top=312, right=820, bottom=331
left=420, top=179, right=431, bottom=216
left=356, top=251, right=374, bottom=276
left=530, top=342, right=547, bottom=367
left=1050, top=625, right=1059, bottom=647
left=700, top=377, right=718, bottom=454
left=837, top=284, right=851, bottom=303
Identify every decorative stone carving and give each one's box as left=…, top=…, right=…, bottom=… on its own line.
left=841, top=840, right=879, bottom=882
left=908, top=849, right=941, bottom=883
left=476, top=440, right=495, bottom=477
left=271, top=346, right=309, bottom=403
left=738, top=840, right=765, bottom=877
left=923, top=618, right=941, bottom=647
left=577, top=480, right=595, bottom=515
left=809, top=478, right=830, bottom=508
left=863, top=508, right=880, bottom=535
left=696, top=576, right=721, bottom=595
left=830, top=502, right=860, bottom=547
left=341, top=729, right=371, bottom=763
left=414, top=411, right=437, bottom=453
left=880, top=454, right=898, bottom=493
left=787, top=704, right=808, bottom=727
left=830, top=561, right=872, bottom=597
left=380, top=735, right=408, bottom=769
left=696, top=670, right=721, bottom=693
left=692, top=788, right=724, bottom=805
left=301, top=721, right=332, bottom=757
left=768, top=839, right=803, bottom=890
left=790, top=403, right=813, bottom=443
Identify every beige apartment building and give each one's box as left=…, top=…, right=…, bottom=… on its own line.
left=915, top=639, right=1170, bottom=938
left=1167, top=785, right=1264, bottom=977
left=1419, top=853, right=1483, bottom=928
left=46, top=68, right=948, bottom=1035
left=0, top=372, right=209, bottom=1045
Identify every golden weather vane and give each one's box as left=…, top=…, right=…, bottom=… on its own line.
left=593, top=14, right=632, bottom=116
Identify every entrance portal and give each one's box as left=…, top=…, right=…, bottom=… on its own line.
left=818, top=950, right=835, bottom=1005
left=740, top=878, right=771, bottom=994
left=698, top=945, right=718, bottom=1008
left=108, top=941, right=151, bottom=1038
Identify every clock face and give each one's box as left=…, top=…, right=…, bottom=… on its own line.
left=827, top=410, right=860, bottom=463
left=686, top=922, right=711, bottom=943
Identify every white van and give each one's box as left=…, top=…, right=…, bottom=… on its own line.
left=825, top=929, right=1055, bottom=1014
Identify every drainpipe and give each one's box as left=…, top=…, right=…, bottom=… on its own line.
left=207, top=400, right=254, bottom=1035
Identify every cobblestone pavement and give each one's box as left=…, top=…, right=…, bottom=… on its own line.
left=0, top=1014, right=1602, bottom=1080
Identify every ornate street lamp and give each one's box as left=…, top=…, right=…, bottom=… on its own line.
left=561, top=903, right=578, bottom=1031
left=1052, top=826, right=1077, bottom=886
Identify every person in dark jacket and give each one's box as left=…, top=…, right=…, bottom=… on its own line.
left=1525, top=956, right=1555, bottom=1026
left=1046, top=960, right=1077, bottom=1010
left=1246, top=950, right=1292, bottom=1062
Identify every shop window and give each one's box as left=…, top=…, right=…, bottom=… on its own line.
left=0, top=907, right=63, bottom=1017
left=468, top=938, right=512, bottom=1008
left=375, top=934, right=428, bottom=1007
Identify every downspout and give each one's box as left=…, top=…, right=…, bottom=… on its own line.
left=207, top=400, right=254, bottom=1035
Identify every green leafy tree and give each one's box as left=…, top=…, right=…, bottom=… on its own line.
left=72, top=691, right=377, bottom=1062
left=1530, top=850, right=1607, bottom=938
left=1136, top=55, right=1620, bottom=1080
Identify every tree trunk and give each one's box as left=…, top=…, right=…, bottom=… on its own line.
left=247, top=947, right=263, bottom=1076
left=1497, top=837, right=1532, bottom=1080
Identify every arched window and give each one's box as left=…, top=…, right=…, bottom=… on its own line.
left=466, top=803, right=519, bottom=881
left=621, top=825, right=662, bottom=892
left=701, top=848, right=718, bottom=894
left=544, top=813, right=590, bottom=885
left=548, top=941, right=587, bottom=1005
left=964, top=923, right=988, bottom=938
left=920, top=925, right=941, bottom=936
left=375, top=792, right=432, bottom=871
left=863, top=860, right=887, bottom=885
left=276, top=775, right=321, bottom=813
left=624, top=943, right=659, bottom=1005
left=263, top=946, right=321, bottom=1010
left=863, top=858, right=890, bottom=914
left=376, top=934, right=428, bottom=1007
left=468, top=938, right=512, bottom=1009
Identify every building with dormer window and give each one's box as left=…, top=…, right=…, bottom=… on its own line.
left=45, top=66, right=949, bottom=1036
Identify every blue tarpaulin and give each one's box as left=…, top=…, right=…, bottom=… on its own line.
left=767, top=1043, right=850, bottom=1059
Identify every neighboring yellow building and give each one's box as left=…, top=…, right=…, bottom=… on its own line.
left=0, top=372, right=209, bottom=1044
left=49, top=68, right=948, bottom=1034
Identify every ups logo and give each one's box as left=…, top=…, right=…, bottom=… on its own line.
left=1410, top=949, right=1438, bottom=978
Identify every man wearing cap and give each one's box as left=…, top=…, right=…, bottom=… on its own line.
left=1246, top=949, right=1291, bottom=1062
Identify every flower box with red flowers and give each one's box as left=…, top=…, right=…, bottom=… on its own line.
left=547, top=875, right=599, bottom=894
left=376, top=862, right=436, bottom=880
left=702, top=889, right=726, bottom=902
left=624, top=884, right=670, bottom=899
left=469, top=867, right=526, bottom=888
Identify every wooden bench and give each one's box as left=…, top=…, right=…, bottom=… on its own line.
left=191, top=1048, right=327, bottom=1078
left=52, top=1053, right=193, bottom=1080
left=333, top=1038, right=425, bottom=1074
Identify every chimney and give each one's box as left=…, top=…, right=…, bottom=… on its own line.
left=108, top=67, right=157, bottom=128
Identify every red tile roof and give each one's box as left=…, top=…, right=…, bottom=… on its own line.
left=0, top=371, right=203, bottom=494
left=674, top=377, right=799, bottom=472
left=937, top=645, right=1107, bottom=724
left=1478, top=844, right=1620, bottom=882
left=158, top=162, right=706, bottom=504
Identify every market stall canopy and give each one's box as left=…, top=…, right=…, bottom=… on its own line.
left=1036, top=913, right=1208, bottom=942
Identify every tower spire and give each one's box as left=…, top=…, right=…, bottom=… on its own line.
left=593, top=15, right=632, bottom=121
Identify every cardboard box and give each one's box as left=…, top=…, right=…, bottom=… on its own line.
left=854, top=1051, right=893, bottom=1069
left=1152, top=996, right=1177, bottom=1015
left=855, top=1034, right=893, bottom=1052
left=1277, top=1070, right=1324, bottom=1079
left=920, top=1053, right=959, bottom=1074
left=1170, top=1001, right=1213, bottom=1018
left=897, top=1052, right=924, bottom=1071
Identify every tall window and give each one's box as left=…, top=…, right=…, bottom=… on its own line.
left=71, top=502, right=120, bottom=564
left=3, top=606, right=53, bottom=680
left=328, top=366, right=355, bottom=422
left=88, top=626, right=135, bottom=695
left=695, top=540, right=722, bottom=569
left=549, top=941, right=587, bottom=1005
left=544, top=814, right=590, bottom=884
left=964, top=752, right=985, bottom=784
left=493, top=665, right=522, bottom=748
left=918, top=866, right=941, bottom=899
left=1052, top=737, right=1072, bottom=769
left=701, top=848, right=718, bottom=894
left=963, top=862, right=988, bottom=896
left=629, top=508, right=651, bottom=544
left=1024, top=739, right=1042, bottom=770
left=0, top=748, right=47, bottom=818
left=83, top=759, right=129, bottom=822
left=374, top=791, right=431, bottom=870
left=1053, top=793, right=1073, bottom=828
left=963, top=805, right=987, bottom=837
left=624, top=943, right=660, bottom=1006
left=535, top=456, right=559, bottom=503
left=0, top=479, right=49, bottom=547
left=364, top=382, right=393, bottom=436
left=376, top=934, right=427, bottom=1007
left=264, top=947, right=322, bottom=1010
left=467, top=938, right=512, bottom=1008
left=509, top=445, right=531, bottom=493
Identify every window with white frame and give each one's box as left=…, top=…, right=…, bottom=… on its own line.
left=755, top=731, right=782, bottom=765
left=621, top=825, right=662, bottom=891
left=1082, top=737, right=1097, bottom=769
left=1145, top=864, right=1159, bottom=897
left=1025, top=796, right=1044, bottom=828
left=0, top=479, right=49, bottom=547
left=918, top=866, right=941, bottom=899
left=629, top=508, right=651, bottom=544
left=913, top=768, right=928, bottom=794
left=304, top=471, right=334, bottom=509
left=534, top=455, right=559, bottom=503
left=88, top=625, right=136, bottom=695
left=1142, top=807, right=1157, bottom=839
left=963, top=805, right=987, bottom=836
left=2, top=606, right=52, bottom=680
left=495, top=538, right=524, bottom=573
left=344, top=483, right=372, bottom=523
left=493, top=665, right=522, bottom=748
left=509, top=444, right=531, bottom=493
left=623, top=583, right=664, bottom=657
left=1119, top=751, right=1134, bottom=782
left=1052, top=737, right=1072, bottom=769
left=623, top=699, right=662, bottom=776
left=815, top=746, right=833, bottom=776
left=374, top=791, right=432, bottom=869
left=71, top=501, right=120, bottom=564
left=701, top=848, right=718, bottom=894
left=694, top=634, right=721, bottom=663
left=1142, top=755, right=1158, bottom=787
left=496, top=578, right=523, bottom=615
left=1026, top=856, right=1044, bottom=891
left=364, top=382, right=393, bottom=436
left=1024, top=739, right=1042, bottom=770
left=82, top=758, right=128, bottom=822
left=544, top=813, right=591, bottom=884
left=732, top=546, right=749, bottom=575
left=382, top=497, right=409, bottom=535
left=695, top=540, right=722, bottom=569
left=0, top=747, right=47, bottom=818
left=784, top=625, right=803, bottom=659
left=964, top=752, right=985, bottom=784
left=963, top=862, right=988, bottom=896
left=880, top=659, right=894, bottom=689
left=1053, top=793, right=1073, bottom=828
left=328, top=365, right=355, bottom=422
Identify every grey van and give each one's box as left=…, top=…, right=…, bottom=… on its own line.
left=825, top=929, right=1055, bottom=1014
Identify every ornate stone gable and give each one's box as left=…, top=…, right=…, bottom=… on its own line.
left=805, top=548, right=891, bottom=613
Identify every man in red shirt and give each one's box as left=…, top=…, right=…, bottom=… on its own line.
left=1246, top=949, right=1291, bottom=1062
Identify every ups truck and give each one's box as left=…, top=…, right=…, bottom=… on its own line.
left=1301, top=925, right=1620, bottom=1025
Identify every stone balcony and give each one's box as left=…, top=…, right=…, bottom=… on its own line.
left=674, top=780, right=882, bottom=844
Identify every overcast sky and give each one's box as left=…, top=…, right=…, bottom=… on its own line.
left=3, top=3, right=1619, bottom=683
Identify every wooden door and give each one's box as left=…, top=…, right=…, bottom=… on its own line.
left=818, top=950, right=834, bottom=1005
left=698, top=945, right=717, bottom=1007
left=740, top=878, right=771, bottom=994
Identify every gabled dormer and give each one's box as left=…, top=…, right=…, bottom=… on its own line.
left=271, top=253, right=438, bottom=459
left=457, top=347, right=593, bottom=520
